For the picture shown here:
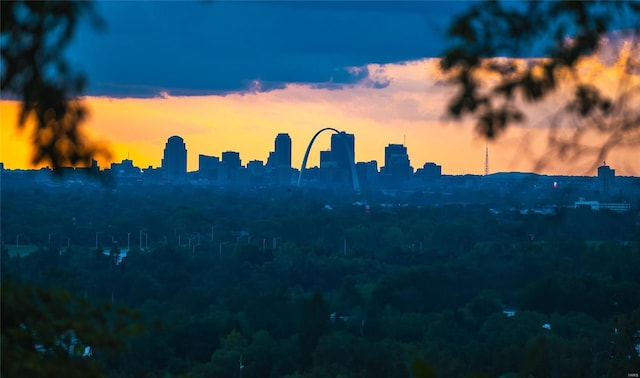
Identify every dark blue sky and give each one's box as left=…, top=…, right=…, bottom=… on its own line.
left=68, top=1, right=473, bottom=97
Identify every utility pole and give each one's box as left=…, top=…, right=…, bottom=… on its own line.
left=95, top=232, right=101, bottom=250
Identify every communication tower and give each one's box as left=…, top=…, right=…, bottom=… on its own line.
left=484, top=143, right=489, bottom=176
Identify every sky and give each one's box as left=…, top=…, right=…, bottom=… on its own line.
left=1, top=1, right=639, bottom=176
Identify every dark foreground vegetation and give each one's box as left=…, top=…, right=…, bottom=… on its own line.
left=2, top=184, right=640, bottom=377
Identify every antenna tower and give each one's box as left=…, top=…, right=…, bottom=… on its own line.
left=484, top=143, right=489, bottom=176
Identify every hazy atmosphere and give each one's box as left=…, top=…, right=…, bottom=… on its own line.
left=2, top=1, right=639, bottom=377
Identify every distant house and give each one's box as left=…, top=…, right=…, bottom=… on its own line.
left=574, top=198, right=631, bottom=212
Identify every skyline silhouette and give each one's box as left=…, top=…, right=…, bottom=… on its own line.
left=1, top=3, right=638, bottom=176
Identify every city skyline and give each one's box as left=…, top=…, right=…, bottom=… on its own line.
left=1, top=3, right=638, bottom=176
left=105, top=132, right=419, bottom=176
left=2, top=97, right=638, bottom=177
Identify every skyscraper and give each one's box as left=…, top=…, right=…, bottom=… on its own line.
left=381, top=143, right=412, bottom=185
left=598, top=162, right=615, bottom=197
left=161, top=136, right=187, bottom=182
left=330, top=131, right=355, bottom=170
left=274, top=133, right=292, bottom=168
left=217, top=151, right=242, bottom=183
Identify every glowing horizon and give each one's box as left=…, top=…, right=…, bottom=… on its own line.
left=2, top=57, right=638, bottom=177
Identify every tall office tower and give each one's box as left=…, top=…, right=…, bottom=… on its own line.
left=330, top=131, right=355, bottom=170
left=161, top=136, right=187, bottom=182
left=198, top=154, right=219, bottom=180
left=597, top=161, right=615, bottom=197
left=220, top=151, right=242, bottom=182
left=274, top=133, right=292, bottom=168
left=382, top=143, right=412, bottom=182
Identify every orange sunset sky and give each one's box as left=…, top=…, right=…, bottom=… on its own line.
left=2, top=56, right=638, bottom=176
left=2, top=1, right=639, bottom=177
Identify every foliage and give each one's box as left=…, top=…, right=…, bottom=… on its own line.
left=442, top=1, right=640, bottom=170
left=1, top=280, right=141, bottom=377
left=2, top=186, right=639, bottom=376
left=1, top=1, right=109, bottom=169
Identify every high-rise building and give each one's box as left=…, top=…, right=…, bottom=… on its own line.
left=274, top=133, right=292, bottom=168
left=161, top=136, right=187, bottom=182
left=330, top=131, right=355, bottom=170
left=598, top=162, right=615, bottom=197
left=198, top=154, right=219, bottom=180
left=220, top=151, right=242, bottom=182
left=356, top=161, right=378, bottom=189
left=381, top=143, right=412, bottom=184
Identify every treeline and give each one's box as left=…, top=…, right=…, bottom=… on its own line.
left=2, top=186, right=639, bottom=377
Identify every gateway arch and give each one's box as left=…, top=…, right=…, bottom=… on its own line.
left=298, top=127, right=360, bottom=192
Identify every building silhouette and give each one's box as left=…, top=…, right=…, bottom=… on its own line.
left=162, top=136, right=187, bottom=182
left=266, top=133, right=293, bottom=186
left=319, top=150, right=336, bottom=168
left=381, top=144, right=412, bottom=185
left=597, top=162, right=615, bottom=198
left=220, top=151, right=242, bottom=182
left=329, top=131, right=355, bottom=186
left=330, top=131, right=355, bottom=171
left=109, top=158, right=141, bottom=182
left=273, top=133, right=292, bottom=168
left=356, top=161, right=378, bottom=189
left=416, top=162, right=442, bottom=183
left=221, top=151, right=241, bottom=170
left=198, top=154, right=219, bottom=180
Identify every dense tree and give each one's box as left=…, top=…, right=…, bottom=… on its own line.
left=2, top=186, right=639, bottom=376
left=1, top=281, right=140, bottom=377
left=298, top=292, right=330, bottom=370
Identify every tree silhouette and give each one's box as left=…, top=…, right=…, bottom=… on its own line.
left=1, top=281, right=141, bottom=377
left=442, top=1, right=640, bottom=171
left=1, top=1, right=109, bottom=170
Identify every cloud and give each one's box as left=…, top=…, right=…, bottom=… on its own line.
left=67, top=1, right=467, bottom=98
